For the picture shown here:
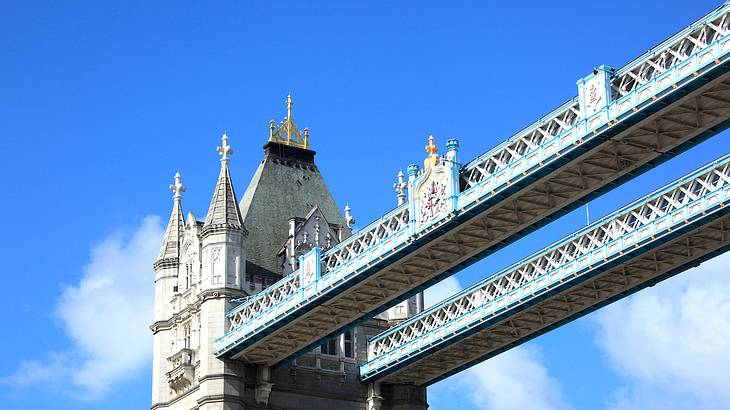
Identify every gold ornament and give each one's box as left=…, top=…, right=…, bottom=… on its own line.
left=424, top=135, right=439, bottom=170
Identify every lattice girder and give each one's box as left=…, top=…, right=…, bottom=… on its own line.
left=362, top=158, right=730, bottom=383
left=378, top=219, right=730, bottom=385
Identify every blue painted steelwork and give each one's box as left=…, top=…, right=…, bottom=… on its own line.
left=216, top=2, right=730, bottom=359
left=425, top=242, right=730, bottom=386
left=360, top=154, right=730, bottom=381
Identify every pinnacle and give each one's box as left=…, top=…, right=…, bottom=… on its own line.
left=203, top=134, right=245, bottom=235
left=156, top=173, right=185, bottom=267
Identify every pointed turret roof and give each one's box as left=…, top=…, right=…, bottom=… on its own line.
left=203, top=133, right=245, bottom=236
left=239, top=98, right=349, bottom=277
left=155, top=172, right=185, bottom=270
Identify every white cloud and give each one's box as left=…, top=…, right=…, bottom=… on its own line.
left=593, top=251, right=730, bottom=410
left=462, top=347, right=571, bottom=410
left=3, top=216, right=163, bottom=399
left=426, top=275, right=570, bottom=410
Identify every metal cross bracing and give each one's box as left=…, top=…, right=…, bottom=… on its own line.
left=459, top=2, right=730, bottom=191
left=612, top=4, right=730, bottom=100
left=361, top=155, right=730, bottom=384
left=216, top=2, right=730, bottom=364
left=369, top=219, right=730, bottom=386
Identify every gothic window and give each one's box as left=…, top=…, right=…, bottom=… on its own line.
left=183, top=324, right=191, bottom=350
left=344, top=331, right=354, bottom=358
left=185, top=263, right=193, bottom=289
left=212, top=248, right=222, bottom=285
left=234, top=255, right=241, bottom=285
left=320, top=337, right=337, bottom=356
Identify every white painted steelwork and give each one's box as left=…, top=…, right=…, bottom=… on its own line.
left=361, top=156, right=730, bottom=384
left=217, top=2, right=730, bottom=364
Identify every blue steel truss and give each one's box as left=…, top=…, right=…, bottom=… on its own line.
left=216, top=2, right=730, bottom=361
left=360, top=154, right=730, bottom=382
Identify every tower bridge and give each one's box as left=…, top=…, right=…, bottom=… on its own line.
left=151, top=3, right=730, bottom=410
left=215, top=1, right=730, bottom=365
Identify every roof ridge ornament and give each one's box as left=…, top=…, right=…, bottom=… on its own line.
left=269, top=94, right=310, bottom=149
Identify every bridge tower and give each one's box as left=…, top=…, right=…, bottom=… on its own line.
left=151, top=96, right=428, bottom=409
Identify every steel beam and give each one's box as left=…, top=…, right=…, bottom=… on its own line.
left=361, top=156, right=730, bottom=383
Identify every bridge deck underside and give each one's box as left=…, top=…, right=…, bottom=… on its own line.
left=376, top=213, right=730, bottom=385
left=232, top=68, right=730, bottom=366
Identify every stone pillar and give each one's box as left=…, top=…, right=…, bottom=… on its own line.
left=367, top=382, right=384, bottom=410
left=381, top=384, right=428, bottom=410
left=255, top=365, right=273, bottom=405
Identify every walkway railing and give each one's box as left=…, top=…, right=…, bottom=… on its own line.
left=361, top=154, right=730, bottom=379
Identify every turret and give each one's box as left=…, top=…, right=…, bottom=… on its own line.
left=151, top=171, right=186, bottom=406
left=196, top=133, right=248, bottom=409
left=200, top=132, right=248, bottom=291
left=153, top=171, right=185, bottom=322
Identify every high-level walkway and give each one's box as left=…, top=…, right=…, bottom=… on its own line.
left=217, top=2, right=730, bottom=365
left=360, top=155, right=730, bottom=384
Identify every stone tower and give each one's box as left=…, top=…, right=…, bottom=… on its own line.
left=150, top=97, right=428, bottom=410
left=151, top=171, right=185, bottom=406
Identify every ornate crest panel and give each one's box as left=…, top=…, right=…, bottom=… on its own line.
left=413, top=165, right=452, bottom=229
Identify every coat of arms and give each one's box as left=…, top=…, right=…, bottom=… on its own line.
left=302, top=258, right=314, bottom=285
left=584, top=73, right=606, bottom=116
left=419, top=179, right=447, bottom=225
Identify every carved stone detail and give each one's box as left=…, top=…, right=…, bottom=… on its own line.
left=414, top=166, right=450, bottom=227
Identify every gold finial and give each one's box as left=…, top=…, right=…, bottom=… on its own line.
left=424, top=135, right=439, bottom=170
left=268, top=94, right=310, bottom=149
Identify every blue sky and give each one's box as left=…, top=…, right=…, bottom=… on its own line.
left=2, top=1, right=729, bottom=409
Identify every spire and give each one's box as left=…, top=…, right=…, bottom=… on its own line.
left=156, top=172, right=186, bottom=268
left=268, top=94, right=310, bottom=149
left=203, top=133, right=245, bottom=236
